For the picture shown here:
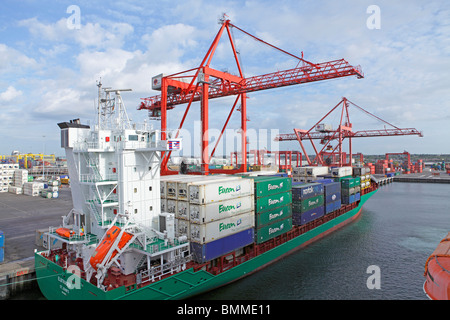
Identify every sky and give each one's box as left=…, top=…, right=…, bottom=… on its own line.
left=0, top=0, right=449, bottom=158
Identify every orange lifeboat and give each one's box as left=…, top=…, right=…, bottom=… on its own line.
left=55, top=227, right=84, bottom=238
left=89, top=226, right=133, bottom=270
left=424, top=232, right=450, bottom=300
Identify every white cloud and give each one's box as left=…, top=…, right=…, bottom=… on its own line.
left=18, top=17, right=134, bottom=49
left=0, top=86, right=22, bottom=102
left=0, top=44, right=37, bottom=73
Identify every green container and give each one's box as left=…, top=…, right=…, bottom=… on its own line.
left=255, top=217, right=293, bottom=244
left=243, top=176, right=292, bottom=198
left=255, top=191, right=292, bottom=213
left=333, top=175, right=352, bottom=183
left=341, top=177, right=360, bottom=188
left=292, top=194, right=324, bottom=213
left=28, top=176, right=34, bottom=182
left=255, top=204, right=292, bottom=226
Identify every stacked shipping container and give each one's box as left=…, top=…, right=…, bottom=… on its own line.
left=246, top=176, right=293, bottom=244
left=161, top=175, right=255, bottom=264
left=315, top=179, right=341, bottom=214
left=340, top=177, right=360, bottom=204
left=291, top=183, right=325, bottom=225
left=0, top=164, right=18, bottom=193
left=291, top=166, right=329, bottom=183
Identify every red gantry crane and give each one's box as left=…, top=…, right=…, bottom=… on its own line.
left=139, top=16, right=364, bottom=175
left=275, top=97, right=423, bottom=167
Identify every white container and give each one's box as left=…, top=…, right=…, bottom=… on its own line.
left=190, top=211, right=255, bottom=244
left=177, top=175, right=232, bottom=201
left=176, top=200, right=189, bottom=220
left=175, top=218, right=190, bottom=238
left=190, top=196, right=254, bottom=224
left=316, top=123, right=333, bottom=132
left=292, top=166, right=307, bottom=176
left=166, top=199, right=177, bottom=214
left=8, top=186, right=22, bottom=194
left=160, top=175, right=192, bottom=199
left=331, top=166, right=353, bottom=177
left=305, top=166, right=329, bottom=176
left=189, top=177, right=254, bottom=204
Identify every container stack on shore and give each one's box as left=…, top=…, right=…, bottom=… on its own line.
left=40, top=179, right=59, bottom=199
left=23, top=182, right=45, bottom=196
left=247, top=175, right=293, bottom=244
left=9, top=169, right=28, bottom=194
left=1, top=164, right=18, bottom=193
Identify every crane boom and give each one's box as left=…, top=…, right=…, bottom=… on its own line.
left=139, top=59, right=363, bottom=111
left=275, top=97, right=423, bottom=167
left=275, top=128, right=423, bottom=141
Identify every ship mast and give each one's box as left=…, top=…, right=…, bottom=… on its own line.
left=97, top=79, right=132, bottom=130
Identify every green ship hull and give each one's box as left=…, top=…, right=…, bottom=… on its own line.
left=35, top=189, right=376, bottom=300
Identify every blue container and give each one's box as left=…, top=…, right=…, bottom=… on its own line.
left=314, top=178, right=335, bottom=185
left=323, top=181, right=340, bottom=194
left=325, top=191, right=341, bottom=204
left=262, top=173, right=288, bottom=177
left=190, top=228, right=254, bottom=264
left=291, top=180, right=305, bottom=186
left=0, top=231, right=4, bottom=248
left=0, top=247, right=3, bottom=263
left=325, top=199, right=342, bottom=214
left=292, top=182, right=324, bottom=200
left=355, top=192, right=361, bottom=202
left=325, top=202, right=334, bottom=214
left=342, top=194, right=357, bottom=204
left=292, top=206, right=325, bottom=225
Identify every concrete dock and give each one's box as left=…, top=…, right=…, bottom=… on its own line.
left=394, top=170, right=450, bottom=184
left=0, top=187, right=72, bottom=299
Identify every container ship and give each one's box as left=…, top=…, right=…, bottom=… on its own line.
left=34, top=83, right=378, bottom=300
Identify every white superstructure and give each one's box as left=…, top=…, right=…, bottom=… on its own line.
left=48, top=82, right=189, bottom=290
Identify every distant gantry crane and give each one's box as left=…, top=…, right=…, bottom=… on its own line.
left=139, top=15, right=364, bottom=175
left=275, top=97, right=423, bottom=167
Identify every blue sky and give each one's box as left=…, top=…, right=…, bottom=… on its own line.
left=0, top=0, right=449, bottom=158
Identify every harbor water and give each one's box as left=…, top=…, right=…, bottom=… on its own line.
left=11, top=182, right=450, bottom=300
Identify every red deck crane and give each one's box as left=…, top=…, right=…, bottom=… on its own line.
left=275, top=97, right=423, bottom=167
left=139, top=16, right=364, bottom=175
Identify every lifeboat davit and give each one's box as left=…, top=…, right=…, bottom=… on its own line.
left=424, top=232, right=450, bottom=300
left=89, top=226, right=133, bottom=270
